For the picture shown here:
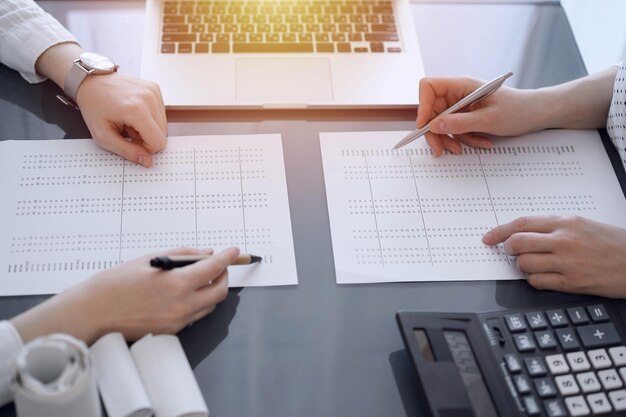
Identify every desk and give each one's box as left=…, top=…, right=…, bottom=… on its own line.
left=1, top=2, right=624, bottom=416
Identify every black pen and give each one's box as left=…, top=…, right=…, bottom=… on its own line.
left=150, top=254, right=263, bottom=270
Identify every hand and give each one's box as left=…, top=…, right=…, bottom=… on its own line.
left=76, top=72, right=167, bottom=168
left=482, top=215, right=626, bottom=298
left=416, top=77, right=541, bottom=156
left=11, top=247, right=240, bottom=344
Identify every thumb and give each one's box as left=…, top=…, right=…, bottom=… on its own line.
left=430, top=111, right=486, bottom=135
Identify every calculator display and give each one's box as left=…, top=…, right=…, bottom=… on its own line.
left=444, top=330, right=498, bottom=417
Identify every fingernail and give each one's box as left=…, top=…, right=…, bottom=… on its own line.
left=434, top=119, right=445, bottom=133
left=481, top=140, right=492, bottom=149
left=137, top=155, right=152, bottom=168
left=482, top=232, right=493, bottom=244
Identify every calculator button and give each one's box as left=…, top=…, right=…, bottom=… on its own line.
left=618, top=367, right=626, bottom=384
left=587, top=305, right=609, bottom=323
left=554, top=374, right=580, bottom=395
left=504, top=353, right=522, bottom=373
left=547, top=310, right=568, bottom=327
left=567, top=352, right=591, bottom=372
left=609, top=346, right=626, bottom=366
left=565, top=395, right=590, bottom=416
left=514, top=333, right=536, bottom=352
left=505, top=313, right=527, bottom=332
left=597, top=368, right=622, bottom=390
left=525, top=357, right=548, bottom=376
left=514, top=374, right=532, bottom=394
left=576, top=371, right=601, bottom=393
left=567, top=307, right=590, bottom=325
left=534, top=330, right=557, bottom=350
left=587, top=348, right=612, bottom=369
left=556, top=328, right=580, bottom=351
left=534, top=377, right=557, bottom=398
left=523, top=395, right=541, bottom=416
left=576, top=323, right=621, bottom=348
left=545, top=354, right=569, bottom=375
left=586, top=392, right=612, bottom=414
left=526, top=312, right=548, bottom=330
left=608, top=389, right=626, bottom=411
left=543, top=398, right=567, bottom=417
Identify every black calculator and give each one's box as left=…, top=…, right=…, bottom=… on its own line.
left=397, top=301, right=626, bottom=417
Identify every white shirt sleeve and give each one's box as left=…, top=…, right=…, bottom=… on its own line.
left=0, top=0, right=78, bottom=84
left=0, top=321, right=23, bottom=407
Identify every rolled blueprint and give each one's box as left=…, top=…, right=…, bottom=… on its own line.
left=131, top=334, right=208, bottom=417
left=90, top=332, right=153, bottom=417
left=10, top=333, right=101, bottom=417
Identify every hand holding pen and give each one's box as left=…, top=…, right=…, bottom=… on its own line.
left=396, top=72, right=521, bottom=155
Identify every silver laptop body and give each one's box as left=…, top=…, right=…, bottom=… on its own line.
left=141, top=0, right=424, bottom=109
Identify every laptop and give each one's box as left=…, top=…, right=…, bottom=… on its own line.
left=141, top=0, right=425, bottom=109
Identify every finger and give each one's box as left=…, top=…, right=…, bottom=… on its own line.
left=190, top=270, right=229, bottom=311
left=93, top=128, right=153, bottom=168
left=125, top=126, right=142, bottom=141
left=180, top=246, right=240, bottom=289
left=526, top=272, right=567, bottom=292
left=123, top=110, right=167, bottom=154
left=441, top=135, right=462, bottom=155
left=431, top=110, right=489, bottom=136
left=147, top=83, right=168, bottom=137
left=424, top=132, right=445, bottom=157
left=417, top=78, right=438, bottom=128
left=503, top=232, right=557, bottom=255
left=483, top=216, right=560, bottom=245
left=516, top=253, right=560, bottom=274
left=146, top=246, right=204, bottom=261
left=451, top=133, right=493, bottom=150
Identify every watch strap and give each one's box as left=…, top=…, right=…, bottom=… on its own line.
left=63, top=60, right=91, bottom=104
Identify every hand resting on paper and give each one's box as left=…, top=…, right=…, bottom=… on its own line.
left=482, top=215, right=626, bottom=298
left=10, top=247, right=240, bottom=344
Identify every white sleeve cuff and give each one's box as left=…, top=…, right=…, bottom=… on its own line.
left=0, top=2, right=78, bottom=83
left=0, top=320, right=23, bottom=407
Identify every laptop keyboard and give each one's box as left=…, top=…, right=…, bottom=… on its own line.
left=160, top=0, right=402, bottom=54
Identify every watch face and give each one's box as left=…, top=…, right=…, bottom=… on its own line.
left=80, top=52, right=116, bottom=72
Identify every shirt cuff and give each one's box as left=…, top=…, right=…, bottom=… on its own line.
left=0, top=321, right=23, bottom=407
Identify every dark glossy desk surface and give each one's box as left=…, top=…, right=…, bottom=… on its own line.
left=1, top=2, right=624, bottom=417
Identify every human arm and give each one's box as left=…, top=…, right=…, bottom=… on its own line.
left=482, top=216, right=626, bottom=298
left=0, top=0, right=167, bottom=167
left=416, top=67, right=618, bottom=156
left=9, top=246, right=240, bottom=345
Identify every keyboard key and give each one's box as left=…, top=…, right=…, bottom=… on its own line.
left=364, top=33, right=399, bottom=42
left=567, top=307, right=590, bottom=325
left=178, top=43, right=192, bottom=53
left=233, top=43, right=314, bottom=53
left=337, top=43, right=351, bottom=52
left=567, top=351, right=591, bottom=371
left=576, top=371, right=601, bottom=393
left=211, top=43, right=230, bottom=53
left=526, top=312, right=548, bottom=330
left=535, top=330, right=557, bottom=350
left=597, top=368, right=622, bottom=390
left=163, top=24, right=189, bottom=33
left=534, top=377, right=557, bottom=398
left=618, top=366, right=626, bottom=385
left=545, top=354, right=569, bottom=375
left=514, top=374, right=532, bottom=394
left=387, top=47, right=402, bottom=53
left=564, top=396, right=590, bottom=416
left=555, top=374, right=579, bottom=396
left=162, top=33, right=196, bottom=42
left=577, top=323, right=621, bottom=348
left=504, top=354, right=522, bottom=373
left=608, top=389, right=626, bottom=411
left=547, top=310, right=568, bottom=327
left=316, top=43, right=334, bottom=52
left=514, top=333, right=536, bottom=352
left=194, top=43, right=209, bottom=53
left=161, top=43, right=175, bottom=53
left=354, top=47, right=368, bottom=53
left=524, top=357, right=547, bottom=376
left=587, top=348, right=612, bottom=369
left=586, top=392, right=612, bottom=414
left=370, top=24, right=396, bottom=32
left=543, top=398, right=567, bottom=417
left=609, top=346, right=626, bottom=366
left=370, top=42, right=384, bottom=52
left=587, top=305, right=609, bottom=322
left=556, top=328, right=580, bottom=350
left=523, top=396, right=541, bottom=416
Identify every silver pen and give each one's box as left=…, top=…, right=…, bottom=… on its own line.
left=393, top=71, right=514, bottom=150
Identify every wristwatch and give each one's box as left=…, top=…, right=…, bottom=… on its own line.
left=57, top=52, right=119, bottom=109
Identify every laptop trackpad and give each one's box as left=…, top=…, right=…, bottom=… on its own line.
left=236, top=58, right=334, bottom=105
